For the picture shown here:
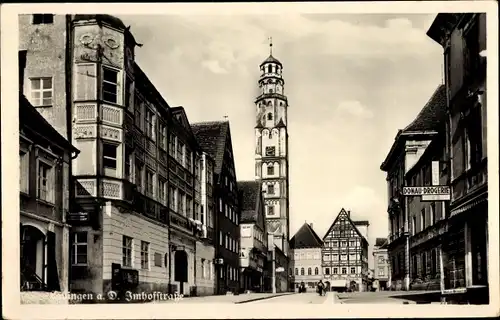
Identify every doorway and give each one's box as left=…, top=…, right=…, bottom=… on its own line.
left=21, top=225, right=46, bottom=290
left=174, top=250, right=188, bottom=295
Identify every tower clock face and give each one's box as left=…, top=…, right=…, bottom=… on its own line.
left=265, top=146, right=275, bottom=156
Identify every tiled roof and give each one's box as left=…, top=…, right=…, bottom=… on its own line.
left=403, top=85, right=447, bottom=132
left=191, top=121, right=230, bottom=174
left=238, top=181, right=261, bottom=223
left=375, top=238, right=388, bottom=247
left=290, top=222, right=323, bottom=249
left=260, top=54, right=282, bottom=67
left=380, top=85, right=446, bottom=171
left=20, top=94, right=78, bottom=153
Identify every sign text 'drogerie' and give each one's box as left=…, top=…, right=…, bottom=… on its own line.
left=402, top=186, right=450, bottom=196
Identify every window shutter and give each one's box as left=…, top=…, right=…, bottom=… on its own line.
left=49, top=166, right=55, bottom=203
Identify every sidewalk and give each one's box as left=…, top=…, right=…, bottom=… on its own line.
left=152, top=292, right=295, bottom=304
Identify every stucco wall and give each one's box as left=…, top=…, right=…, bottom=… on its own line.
left=18, top=14, right=69, bottom=139
left=195, top=241, right=215, bottom=296
left=291, top=248, right=322, bottom=288
left=101, top=202, right=170, bottom=294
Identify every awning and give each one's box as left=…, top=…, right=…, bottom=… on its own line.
left=450, top=194, right=487, bottom=217
left=329, top=279, right=347, bottom=287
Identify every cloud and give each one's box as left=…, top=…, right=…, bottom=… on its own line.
left=120, top=13, right=443, bottom=270
left=336, top=100, right=374, bottom=119
left=201, top=59, right=228, bottom=74
left=135, top=14, right=438, bottom=76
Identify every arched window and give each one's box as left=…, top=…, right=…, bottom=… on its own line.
left=267, top=101, right=272, bottom=106
left=295, top=268, right=299, bottom=276
left=268, top=65, right=272, bottom=73
left=315, top=267, right=319, bottom=275
left=269, top=88, right=273, bottom=93
left=308, top=267, right=312, bottom=275
left=300, top=268, right=304, bottom=275
left=267, top=113, right=273, bottom=120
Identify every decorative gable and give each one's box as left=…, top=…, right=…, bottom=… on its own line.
left=322, top=208, right=366, bottom=242
left=172, top=107, right=192, bottom=132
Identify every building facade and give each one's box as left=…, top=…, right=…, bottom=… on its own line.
left=191, top=121, right=241, bottom=295
left=380, top=86, right=446, bottom=291
left=19, top=14, right=216, bottom=298
left=404, top=105, right=448, bottom=291
left=19, top=50, right=80, bottom=294
left=194, top=151, right=216, bottom=296
left=427, top=13, right=488, bottom=303
left=290, top=222, right=323, bottom=292
left=238, top=181, right=268, bottom=293
left=267, top=243, right=289, bottom=293
left=372, top=238, right=390, bottom=291
left=321, top=209, right=369, bottom=292
left=254, top=42, right=290, bottom=258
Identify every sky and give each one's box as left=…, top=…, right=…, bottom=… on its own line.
left=117, top=13, right=443, bottom=268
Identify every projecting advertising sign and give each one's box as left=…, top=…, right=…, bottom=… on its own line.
left=402, top=186, right=451, bottom=201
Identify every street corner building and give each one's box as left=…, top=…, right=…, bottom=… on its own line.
left=372, top=238, right=390, bottom=291
left=321, top=209, right=370, bottom=292
left=191, top=121, right=241, bottom=295
left=380, top=13, right=488, bottom=304
left=380, top=84, right=448, bottom=292
left=18, top=14, right=222, bottom=300
left=19, top=50, right=80, bottom=301
left=237, top=181, right=269, bottom=293
left=289, top=222, right=324, bottom=292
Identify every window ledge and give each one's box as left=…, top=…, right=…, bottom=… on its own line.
left=36, top=198, right=55, bottom=207
left=33, top=105, right=53, bottom=108
left=20, top=191, right=31, bottom=198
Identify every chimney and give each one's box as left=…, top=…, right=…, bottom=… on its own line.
left=310, top=223, right=313, bottom=229
left=347, top=210, right=351, bottom=217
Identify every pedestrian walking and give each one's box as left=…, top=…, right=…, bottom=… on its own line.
left=317, top=280, right=324, bottom=296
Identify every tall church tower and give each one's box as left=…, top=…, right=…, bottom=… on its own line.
left=255, top=38, right=290, bottom=256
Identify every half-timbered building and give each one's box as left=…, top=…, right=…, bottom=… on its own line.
left=321, top=208, right=369, bottom=292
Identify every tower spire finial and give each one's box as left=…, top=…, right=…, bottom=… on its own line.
left=269, top=36, right=273, bottom=55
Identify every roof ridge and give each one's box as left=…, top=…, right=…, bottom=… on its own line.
left=290, top=222, right=323, bottom=248
left=191, top=120, right=229, bottom=126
